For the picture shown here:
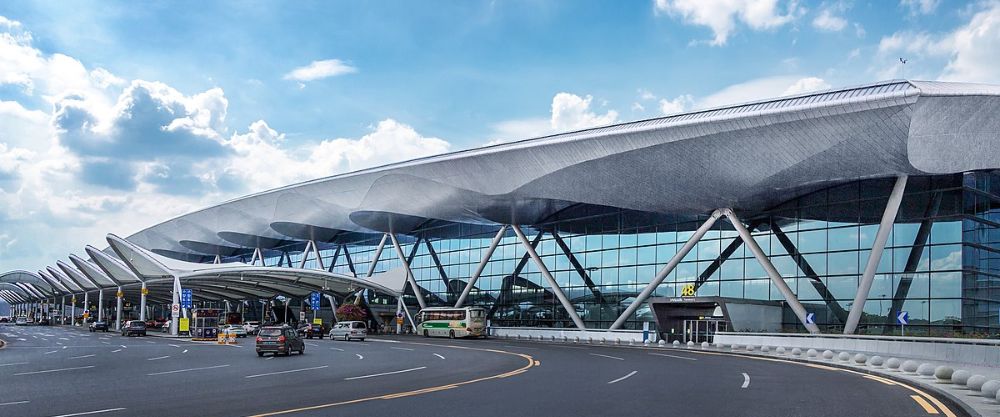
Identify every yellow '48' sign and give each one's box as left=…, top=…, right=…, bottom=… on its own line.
left=680, top=284, right=696, bottom=297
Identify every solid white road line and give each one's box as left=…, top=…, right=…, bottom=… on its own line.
left=265, top=356, right=274, bottom=361
left=344, top=366, right=426, bottom=381
left=182, top=349, right=188, bottom=354
left=168, top=344, right=180, bottom=348
left=43, top=350, right=58, bottom=355
left=48, top=407, right=126, bottom=417
left=433, top=353, right=446, bottom=360
left=306, top=343, right=319, bottom=347
left=329, top=347, right=344, bottom=352
left=146, top=364, right=230, bottom=376
left=741, top=373, right=751, bottom=389
left=608, top=371, right=638, bottom=385
left=649, top=353, right=698, bottom=361
left=0, top=400, right=30, bottom=406
left=245, top=365, right=329, bottom=379
left=69, top=354, right=95, bottom=359
left=0, top=362, right=28, bottom=367
left=355, top=354, right=364, bottom=360
left=589, top=353, right=625, bottom=361
left=15, top=365, right=95, bottom=376
left=111, top=349, right=122, bottom=353
left=147, top=356, right=170, bottom=361
left=390, top=347, right=414, bottom=351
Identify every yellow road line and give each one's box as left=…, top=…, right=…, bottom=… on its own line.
left=247, top=341, right=536, bottom=417
left=664, top=348, right=957, bottom=417
left=911, top=395, right=940, bottom=414
left=863, top=375, right=897, bottom=386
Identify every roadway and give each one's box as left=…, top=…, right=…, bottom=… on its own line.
left=0, top=324, right=962, bottom=417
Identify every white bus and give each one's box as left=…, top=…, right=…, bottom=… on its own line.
left=416, top=307, right=487, bottom=338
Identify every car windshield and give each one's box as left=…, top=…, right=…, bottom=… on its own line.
left=259, top=328, right=282, bottom=337
left=130, top=322, right=144, bottom=327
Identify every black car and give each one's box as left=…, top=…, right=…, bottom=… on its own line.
left=122, top=320, right=146, bottom=337
left=89, top=320, right=109, bottom=332
left=298, top=322, right=326, bottom=339
left=256, top=326, right=305, bottom=357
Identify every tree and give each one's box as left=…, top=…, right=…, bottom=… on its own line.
left=336, top=304, right=367, bottom=322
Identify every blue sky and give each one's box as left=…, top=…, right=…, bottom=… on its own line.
left=1, top=0, right=999, bottom=274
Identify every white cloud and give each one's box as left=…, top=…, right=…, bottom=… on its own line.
left=782, top=76, right=832, bottom=95
left=812, top=8, right=847, bottom=32
left=854, top=22, right=866, bottom=38
left=876, top=2, right=1000, bottom=83
left=659, top=94, right=694, bottom=115
left=637, top=88, right=657, bottom=101
left=283, top=59, right=357, bottom=82
left=487, top=92, right=620, bottom=144
left=550, top=93, right=619, bottom=131
left=631, top=102, right=646, bottom=112
left=0, top=17, right=453, bottom=272
left=900, top=0, right=940, bottom=15
left=697, top=75, right=829, bottom=108
left=654, top=0, right=802, bottom=46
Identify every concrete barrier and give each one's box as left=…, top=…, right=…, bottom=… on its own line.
left=806, top=348, right=818, bottom=358
left=979, top=380, right=1000, bottom=398
left=791, top=347, right=802, bottom=356
left=713, top=332, right=1000, bottom=368
left=952, top=370, right=972, bottom=386
left=775, top=346, right=786, bottom=355
left=933, top=366, right=954, bottom=382
left=701, top=341, right=710, bottom=349
left=902, top=360, right=920, bottom=373
left=838, top=351, right=851, bottom=362
left=967, top=375, right=987, bottom=391
left=822, top=350, right=835, bottom=360
left=917, top=363, right=936, bottom=377
left=868, top=355, right=884, bottom=367
left=853, top=353, right=867, bottom=365
left=886, top=357, right=901, bottom=370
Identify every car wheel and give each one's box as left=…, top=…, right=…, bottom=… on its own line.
left=423, top=329, right=429, bottom=337
left=257, top=352, right=264, bottom=357
left=449, top=330, right=455, bottom=339
left=359, top=338, right=364, bottom=342
left=344, top=335, right=350, bottom=341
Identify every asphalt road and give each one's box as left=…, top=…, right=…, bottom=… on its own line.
left=0, top=324, right=961, bottom=417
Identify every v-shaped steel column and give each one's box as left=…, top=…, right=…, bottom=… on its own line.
left=511, top=224, right=586, bottom=329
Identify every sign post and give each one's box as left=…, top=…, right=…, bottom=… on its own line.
left=309, top=292, right=321, bottom=324
left=897, top=311, right=909, bottom=336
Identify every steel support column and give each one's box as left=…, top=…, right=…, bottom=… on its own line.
left=551, top=229, right=605, bottom=304
left=770, top=222, right=849, bottom=325
left=611, top=210, right=724, bottom=329
left=456, top=225, right=507, bottom=308
left=83, top=292, right=89, bottom=325
left=327, top=245, right=342, bottom=273
left=389, top=233, right=427, bottom=310
left=723, top=209, right=820, bottom=334
left=844, top=175, right=908, bottom=334
left=511, top=224, right=586, bottom=329
left=365, top=235, right=389, bottom=278
left=97, top=289, right=104, bottom=322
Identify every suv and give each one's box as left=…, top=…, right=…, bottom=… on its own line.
left=298, top=322, right=326, bottom=339
left=89, top=320, right=109, bottom=332
left=329, top=321, right=367, bottom=341
left=122, top=320, right=147, bottom=337
left=255, top=326, right=305, bottom=357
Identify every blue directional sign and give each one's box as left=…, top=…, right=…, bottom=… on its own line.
left=180, top=288, right=193, bottom=309
left=309, top=292, right=321, bottom=310
left=805, top=312, right=816, bottom=325
left=896, top=311, right=909, bottom=325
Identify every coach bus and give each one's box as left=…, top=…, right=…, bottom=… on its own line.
left=416, top=307, right=487, bottom=338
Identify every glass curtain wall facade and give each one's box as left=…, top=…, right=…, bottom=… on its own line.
left=255, top=171, right=1000, bottom=337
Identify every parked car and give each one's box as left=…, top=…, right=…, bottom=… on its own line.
left=38, top=318, right=50, bottom=326
left=121, top=320, right=146, bottom=337
left=243, top=321, right=260, bottom=335
left=89, top=320, right=109, bottom=332
left=329, top=321, right=367, bottom=341
left=255, top=326, right=304, bottom=357
left=219, top=324, right=247, bottom=338
left=15, top=316, right=27, bottom=326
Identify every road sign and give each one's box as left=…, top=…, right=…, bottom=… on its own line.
left=71, top=297, right=76, bottom=303
left=179, top=317, right=189, bottom=332
left=181, top=289, right=193, bottom=309
left=141, top=287, right=148, bottom=295
left=680, top=284, right=696, bottom=297
left=309, top=292, right=321, bottom=310
left=896, top=311, right=909, bottom=325
left=171, top=303, right=180, bottom=317
left=299, top=311, right=306, bottom=321
left=805, top=312, right=816, bottom=325
left=396, top=312, right=404, bottom=319
left=313, top=318, right=322, bottom=325
left=116, top=290, right=123, bottom=298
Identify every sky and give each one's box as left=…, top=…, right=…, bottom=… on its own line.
left=1, top=0, right=999, bottom=277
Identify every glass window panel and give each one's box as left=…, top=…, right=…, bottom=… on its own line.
left=797, top=229, right=827, bottom=253
left=930, top=245, right=962, bottom=271
left=637, top=246, right=656, bottom=264
left=676, top=262, right=696, bottom=281
left=697, top=281, right=720, bottom=297
left=744, top=258, right=766, bottom=279
left=698, top=239, right=722, bottom=261
left=720, top=257, right=744, bottom=280
left=827, top=227, right=860, bottom=251
left=931, top=221, right=962, bottom=244
left=828, top=251, right=859, bottom=275
left=656, top=244, right=677, bottom=264
left=870, top=274, right=893, bottom=300
left=744, top=279, right=770, bottom=300
left=930, top=299, right=961, bottom=325
left=827, top=276, right=858, bottom=300
left=796, top=278, right=822, bottom=301
left=803, top=253, right=827, bottom=275
left=720, top=280, right=743, bottom=298
left=929, top=271, right=962, bottom=298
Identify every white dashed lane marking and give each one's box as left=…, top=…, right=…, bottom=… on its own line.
left=433, top=353, right=446, bottom=360
left=608, top=371, right=638, bottom=385
left=741, top=373, right=751, bottom=389
left=589, top=353, right=624, bottom=361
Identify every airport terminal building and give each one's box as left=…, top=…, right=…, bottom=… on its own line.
left=3, top=80, right=999, bottom=339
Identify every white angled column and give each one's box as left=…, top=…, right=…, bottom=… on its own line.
left=723, top=208, right=820, bottom=334
left=456, top=225, right=508, bottom=308
left=83, top=292, right=89, bottom=325
left=97, top=289, right=104, bottom=322
left=388, top=233, right=427, bottom=310
left=611, top=210, right=724, bottom=329
left=511, top=225, right=587, bottom=329
left=365, top=234, right=389, bottom=278
left=844, top=175, right=908, bottom=334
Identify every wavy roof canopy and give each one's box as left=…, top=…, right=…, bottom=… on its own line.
left=89, top=80, right=1000, bottom=260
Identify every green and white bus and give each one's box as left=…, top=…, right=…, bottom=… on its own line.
left=416, top=307, right=487, bottom=338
